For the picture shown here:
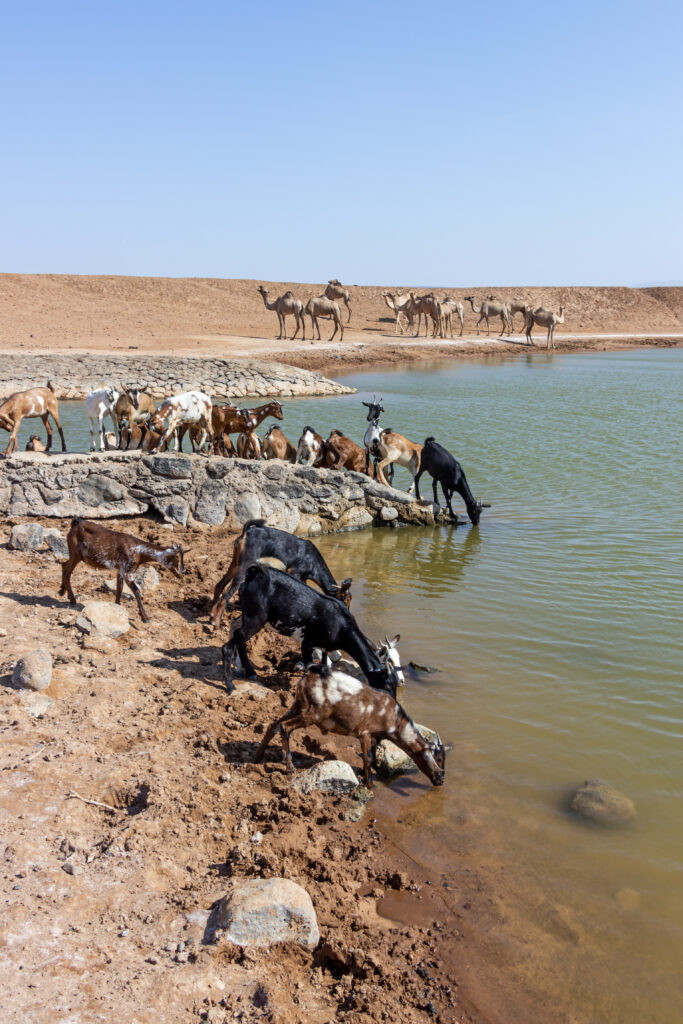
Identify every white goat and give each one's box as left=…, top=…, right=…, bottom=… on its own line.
left=85, top=386, right=120, bottom=452
left=296, top=426, right=324, bottom=466
left=148, top=391, right=213, bottom=454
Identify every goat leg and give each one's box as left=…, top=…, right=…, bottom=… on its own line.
left=115, top=574, right=125, bottom=605
left=126, top=574, right=149, bottom=623
left=221, top=640, right=237, bottom=694
left=360, top=733, right=373, bottom=789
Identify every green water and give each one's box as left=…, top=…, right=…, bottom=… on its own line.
left=7, top=350, right=682, bottom=1022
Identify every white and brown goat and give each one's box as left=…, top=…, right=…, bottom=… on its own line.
left=375, top=430, right=423, bottom=492
left=85, top=386, right=120, bottom=452
left=0, top=383, right=66, bottom=456
left=262, top=425, right=296, bottom=462
left=148, top=391, right=213, bottom=454
left=296, top=426, right=325, bottom=467
left=59, top=519, right=186, bottom=623
left=115, top=384, right=156, bottom=448
left=254, top=658, right=445, bottom=788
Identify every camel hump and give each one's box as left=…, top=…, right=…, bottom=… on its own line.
left=328, top=278, right=341, bottom=285
left=282, top=290, right=294, bottom=298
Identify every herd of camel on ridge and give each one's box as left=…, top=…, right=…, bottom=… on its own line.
left=258, top=278, right=566, bottom=348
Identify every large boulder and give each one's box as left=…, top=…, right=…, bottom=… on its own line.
left=374, top=724, right=442, bottom=777
left=12, top=649, right=53, bottom=691
left=42, top=529, right=69, bottom=560
left=570, top=779, right=636, bottom=827
left=291, top=760, right=359, bottom=796
left=76, top=601, right=130, bottom=638
left=8, top=523, right=44, bottom=551
left=216, top=878, right=319, bottom=949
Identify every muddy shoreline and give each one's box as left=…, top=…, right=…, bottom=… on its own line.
left=0, top=514, right=491, bottom=1024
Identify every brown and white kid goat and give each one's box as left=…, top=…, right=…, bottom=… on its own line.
left=0, top=382, right=66, bottom=456
left=254, top=657, right=446, bottom=788
left=59, top=519, right=186, bottom=623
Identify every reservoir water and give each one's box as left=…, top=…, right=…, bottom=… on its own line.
left=6, top=348, right=682, bottom=1022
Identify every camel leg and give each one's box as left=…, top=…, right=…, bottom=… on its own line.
left=330, top=319, right=339, bottom=342
left=476, top=315, right=484, bottom=336
left=345, top=298, right=351, bottom=323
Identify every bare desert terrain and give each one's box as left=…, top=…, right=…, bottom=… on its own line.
left=1, top=275, right=682, bottom=373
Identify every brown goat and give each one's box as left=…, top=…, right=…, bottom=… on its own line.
left=236, top=430, right=262, bottom=460
left=323, top=430, right=375, bottom=476
left=211, top=400, right=284, bottom=443
left=262, top=425, right=297, bottom=462
left=0, top=382, right=66, bottom=456
left=59, top=519, right=186, bottom=623
left=115, top=384, right=156, bottom=442
left=254, top=658, right=446, bottom=788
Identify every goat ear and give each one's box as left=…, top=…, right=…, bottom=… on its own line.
left=339, top=577, right=352, bottom=591
left=391, top=633, right=400, bottom=645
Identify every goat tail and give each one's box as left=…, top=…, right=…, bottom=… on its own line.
left=240, top=518, right=266, bottom=536
left=70, top=517, right=84, bottom=529
left=47, top=380, right=55, bottom=393
left=424, top=436, right=436, bottom=445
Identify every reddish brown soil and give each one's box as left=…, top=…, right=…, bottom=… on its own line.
left=0, top=517, right=486, bottom=1024
left=1, top=274, right=681, bottom=373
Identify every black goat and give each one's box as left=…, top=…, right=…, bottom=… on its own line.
left=210, top=519, right=352, bottom=628
left=221, top=565, right=398, bottom=695
left=414, top=437, right=490, bottom=525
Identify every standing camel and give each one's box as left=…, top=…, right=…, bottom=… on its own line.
left=324, top=279, right=352, bottom=322
left=507, top=299, right=533, bottom=333
left=305, top=296, right=345, bottom=341
left=464, top=296, right=511, bottom=337
left=440, top=296, right=466, bottom=337
left=410, top=293, right=444, bottom=338
left=257, top=286, right=306, bottom=341
left=525, top=306, right=565, bottom=348
left=381, top=291, right=417, bottom=335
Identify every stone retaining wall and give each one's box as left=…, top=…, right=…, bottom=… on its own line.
left=0, top=452, right=440, bottom=535
left=0, top=354, right=353, bottom=401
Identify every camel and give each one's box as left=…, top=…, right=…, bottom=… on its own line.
left=440, top=296, right=465, bottom=338
left=257, top=286, right=306, bottom=341
left=305, top=296, right=344, bottom=342
left=381, top=291, right=417, bottom=335
left=525, top=306, right=565, bottom=349
left=324, top=279, right=352, bottom=322
left=507, top=299, right=533, bottom=333
left=464, top=296, right=511, bottom=337
left=410, top=293, right=443, bottom=338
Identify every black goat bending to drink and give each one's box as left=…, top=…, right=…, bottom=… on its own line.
left=220, top=565, right=398, bottom=695
left=413, top=437, right=490, bottom=525
left=210, top=519, right=352, bottom=629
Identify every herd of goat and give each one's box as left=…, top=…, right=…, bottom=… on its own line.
left=0, top=386, right=490, bottom=530
left=57, top=513, right=447, bottom=789
left=0, top=382, right=492, bottom=787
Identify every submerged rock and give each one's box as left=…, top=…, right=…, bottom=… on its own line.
left=12, top=649, right=53, bottom=691
left=291, top=760, right=359, bottom=796
left=570, top=779, right=636, bottom=827
left=216, top=878, right=319, bottom=948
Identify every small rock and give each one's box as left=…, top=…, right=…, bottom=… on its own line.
left=230, top=681, right=270, bottom=700
left=12, top=649, right=53, bottom=691
left=380, top=506, right=399, bottom=522
left=215, top=878, right=319, bottom=949
left=76, top=601, right=130, bottom=638
left=62, top=859, right=82, bottom=876
left=42, top=529, right=69, bottom=560
left=570, top=779, right=636, bottom=827
left=20, top=692, right=53, bottom=718
left=82, top=636, right=117, bottom=655
left=146, top=955, right=159, bottom=964
left=9, top=523, right=44, bottom=551
left=291, top=760, right=359, bottom=796
left=375, top=725, right=442, bottom=777
left=136, top=566, right=159, bottom=591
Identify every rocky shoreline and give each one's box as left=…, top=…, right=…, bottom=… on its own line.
left=0, top=353, right=354, bottom=401
left=0, top=451, right=447, bottom=532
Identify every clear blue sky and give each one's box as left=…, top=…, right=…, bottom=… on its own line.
left=2, top=0, right=682, bottom=285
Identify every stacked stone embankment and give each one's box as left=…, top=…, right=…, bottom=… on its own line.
left=0, top=451, right=439, bottom=534
left=0, top=353, right=353, bottom=401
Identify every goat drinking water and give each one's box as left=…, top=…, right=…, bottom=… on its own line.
left=253, top=656, right=445, bottom=788
left=59, top=519, right=186, bottom=622
left=220, top=565, right=396, bottom=695
left=413, top=437, right=490, bottom=524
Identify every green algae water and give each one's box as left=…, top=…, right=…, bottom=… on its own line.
left=305, top=349, right=683, bottom=1024
left=9, top=349, right=682, bottom=1022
